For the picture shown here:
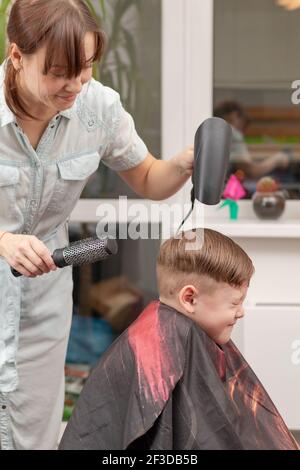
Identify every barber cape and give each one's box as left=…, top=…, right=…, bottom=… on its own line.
left=59, top=301, right=298, bottom=450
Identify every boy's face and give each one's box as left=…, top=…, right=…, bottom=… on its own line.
left=176, top=281, right=248, bottom=346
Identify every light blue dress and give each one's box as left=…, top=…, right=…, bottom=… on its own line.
left=0, top=61, right=148, bottom=449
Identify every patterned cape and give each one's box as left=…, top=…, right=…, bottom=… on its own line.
left=59, top=301, right=299, bottom=450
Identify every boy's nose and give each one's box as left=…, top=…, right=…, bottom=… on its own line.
left=236, top=307, right=245, bottom=319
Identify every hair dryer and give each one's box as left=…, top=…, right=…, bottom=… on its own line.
left=191, top=117, right=232, bottom=206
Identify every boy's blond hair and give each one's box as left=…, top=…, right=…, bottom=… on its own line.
left=156, top=229, right=254, bottom=298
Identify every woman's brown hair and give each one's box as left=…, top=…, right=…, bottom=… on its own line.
left=156, top=229, right=254, bottom=298
left=4, top=0, right=105, bottom=120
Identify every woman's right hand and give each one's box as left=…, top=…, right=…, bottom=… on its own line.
left=0, top=233, right=57, bottom=277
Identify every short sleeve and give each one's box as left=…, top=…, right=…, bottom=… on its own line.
left=101, top=96, right=148, bottom=172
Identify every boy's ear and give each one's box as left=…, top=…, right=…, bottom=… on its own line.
left=178, top=285, right=198, bottom=314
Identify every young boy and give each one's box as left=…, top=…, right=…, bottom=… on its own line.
left=59, top=229, right=298, bottom=450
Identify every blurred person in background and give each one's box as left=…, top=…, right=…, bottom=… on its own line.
left=214, top=101, right=290, bottom=181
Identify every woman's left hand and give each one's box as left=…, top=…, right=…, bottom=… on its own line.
left=171, top=146, right=194, bottom=177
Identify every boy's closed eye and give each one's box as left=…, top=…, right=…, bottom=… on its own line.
left=232, top=294, right=246, bottom=306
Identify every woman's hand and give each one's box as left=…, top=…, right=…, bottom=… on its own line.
left=170, top=146, right=194, bottom=177
left=0, top=233, right=57, bottom=278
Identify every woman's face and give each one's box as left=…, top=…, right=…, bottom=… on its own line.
left=12, top=32, right=96, bottom=114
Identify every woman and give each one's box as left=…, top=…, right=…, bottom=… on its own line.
left=0, top=0, right=193, bottom=450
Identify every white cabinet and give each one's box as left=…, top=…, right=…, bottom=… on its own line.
left=232, top=306, right=300, bottom=430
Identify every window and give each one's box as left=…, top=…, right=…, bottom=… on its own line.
left=82, top=0, right=162, bottom=199
left=214, top=0, right=300, bottom=198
